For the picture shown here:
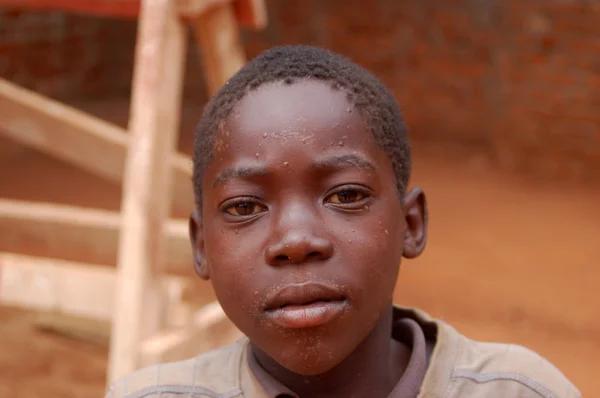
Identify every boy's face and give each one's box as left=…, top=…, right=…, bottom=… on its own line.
left=190, top=80, right=426, bottom=375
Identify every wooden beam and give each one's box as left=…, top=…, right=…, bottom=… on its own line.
left=180, top=0, right=268, bottom=30
left=234, top=0, right=267, bottom=30
left=0, top=199, right=194, bottom=276
left=178, top=0, right=230, bottom=17
left=0, top=78, right=195, bottom=213
left=139, top=301, right=241, bottom=367
left=33, top=280, right=206, bottom=343
left=0, top=251, right=117, bottom=320
left=0, top=252, right=201, bottom=337
left=0, top=0, right=266, bottom=29
left=0, top=78, right=128, bottom=187
left=108, top=0, right=187, bottom=381
left=34, top=300, right=205, bottom=345
left=192, top=2, right=247, bottom=95
left=35, top=311, right=112, bottom=344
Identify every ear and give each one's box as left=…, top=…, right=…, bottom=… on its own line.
left=402, top=187, right=428, bottom=259
left=189, top=210, right=210, bottom=280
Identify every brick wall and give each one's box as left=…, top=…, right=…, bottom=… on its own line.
left=491, top=1, right=600, bottom=179
left=243, top=0, right=600, bottom=181
left=0, top=9, right=111, bottom=98
left=0, top=0, right=598, bottom=181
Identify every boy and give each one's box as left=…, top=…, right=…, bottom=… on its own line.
left=106, top=46, right=580, bottom=398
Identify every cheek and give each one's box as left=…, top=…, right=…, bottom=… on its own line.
left=204, top=232, right=258, bottom=316
left=341, top=207, right=404, bottom=296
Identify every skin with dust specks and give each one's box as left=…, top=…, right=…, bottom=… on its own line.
left=189, top=80, right=427, bottom=398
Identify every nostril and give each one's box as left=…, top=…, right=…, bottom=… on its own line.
left=307, top=252, right=320, bottom=259
left=275, top=254, right=290, bottom=262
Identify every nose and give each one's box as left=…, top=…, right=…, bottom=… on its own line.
left=265, top=202, right=334, bottom=266
left=265, top=231, right=334, bottom=266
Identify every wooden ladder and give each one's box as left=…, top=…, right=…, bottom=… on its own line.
left=0, top=0, right=267, bottom=383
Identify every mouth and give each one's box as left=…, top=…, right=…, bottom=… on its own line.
left=263, top=282, right=349, bottom=329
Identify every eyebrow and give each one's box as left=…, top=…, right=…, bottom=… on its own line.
left=212, top=166, right=270, bottom=187
left=212, top=155, right=376, bottom=187
left=312, top=154, right=376, bottom=172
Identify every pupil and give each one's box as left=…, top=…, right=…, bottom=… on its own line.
left=339, top=191, right=357, bottom=202
left=236, top=203, right=252, bottom=215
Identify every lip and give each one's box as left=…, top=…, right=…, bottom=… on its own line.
left=263, top=282, right=348, bottom=329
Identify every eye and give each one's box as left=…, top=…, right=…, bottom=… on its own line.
left=326, top=186, right=371, bottom=207
left=222, top=198, right=267, bottom=217
left=328, top=190, right=364, bottom=204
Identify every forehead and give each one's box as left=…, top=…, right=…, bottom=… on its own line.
left=224, top=79, right=372, bottom=147
left=202, top=80, right=395, bottom=193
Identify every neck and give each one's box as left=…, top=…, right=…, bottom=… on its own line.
left=251, top=305, right=410, bottom=398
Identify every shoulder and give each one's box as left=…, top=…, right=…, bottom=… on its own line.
left=105, top=338, right=248, bottom=398
left=392, top=307, right=581, bottom=397
left=450, top=334, right=581, bottom=398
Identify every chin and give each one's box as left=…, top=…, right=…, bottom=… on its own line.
left=263, top=333, right=351, bottom=376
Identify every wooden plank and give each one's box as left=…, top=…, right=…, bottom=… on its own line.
left=192, top=2, right=247, bottom=95
left=0, top=78, right=195, bottom=213
left=139, top=301, right=241, bottom=367
left=0, top=251, right=117, bottom=321
left=178, top=0, right=230, bottom=17
left=182, top=0, right=270, bottom=30
left=108, top=0, right=188, bottom=382
left=33, top=277, right=204, bottom=343
left=0, top=252, right=200, bottom=340
left=0, top=0, right=266, bottom=28
left=234, top=0, right=267, bottom=30
left=0, top=251, right=194, bottom=320
left=0, top=199, right=194, bottom=276
left=182, top=0, right=269, bottom=29
left=0, top=78, right=128, bottom=187
left=35, top=312, right=112, bottom=344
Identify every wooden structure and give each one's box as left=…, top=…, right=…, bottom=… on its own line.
left=0, top=0, right=266, bottom=383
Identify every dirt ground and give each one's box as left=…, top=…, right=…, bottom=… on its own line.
left=0, top=97, right=598, bottom=397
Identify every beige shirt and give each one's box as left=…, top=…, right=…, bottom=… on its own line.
left=106, top=307, right=581, bottom=398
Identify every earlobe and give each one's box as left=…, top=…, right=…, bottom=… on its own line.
left=189, top=210, right=210, bottom=280
left=402, top=187, right=428, bottom=259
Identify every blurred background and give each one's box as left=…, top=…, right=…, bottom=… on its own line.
left=0, top=0, right=598, bottom=397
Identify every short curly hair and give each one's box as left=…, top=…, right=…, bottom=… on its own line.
left=193, top=45, right=411, bottom=209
